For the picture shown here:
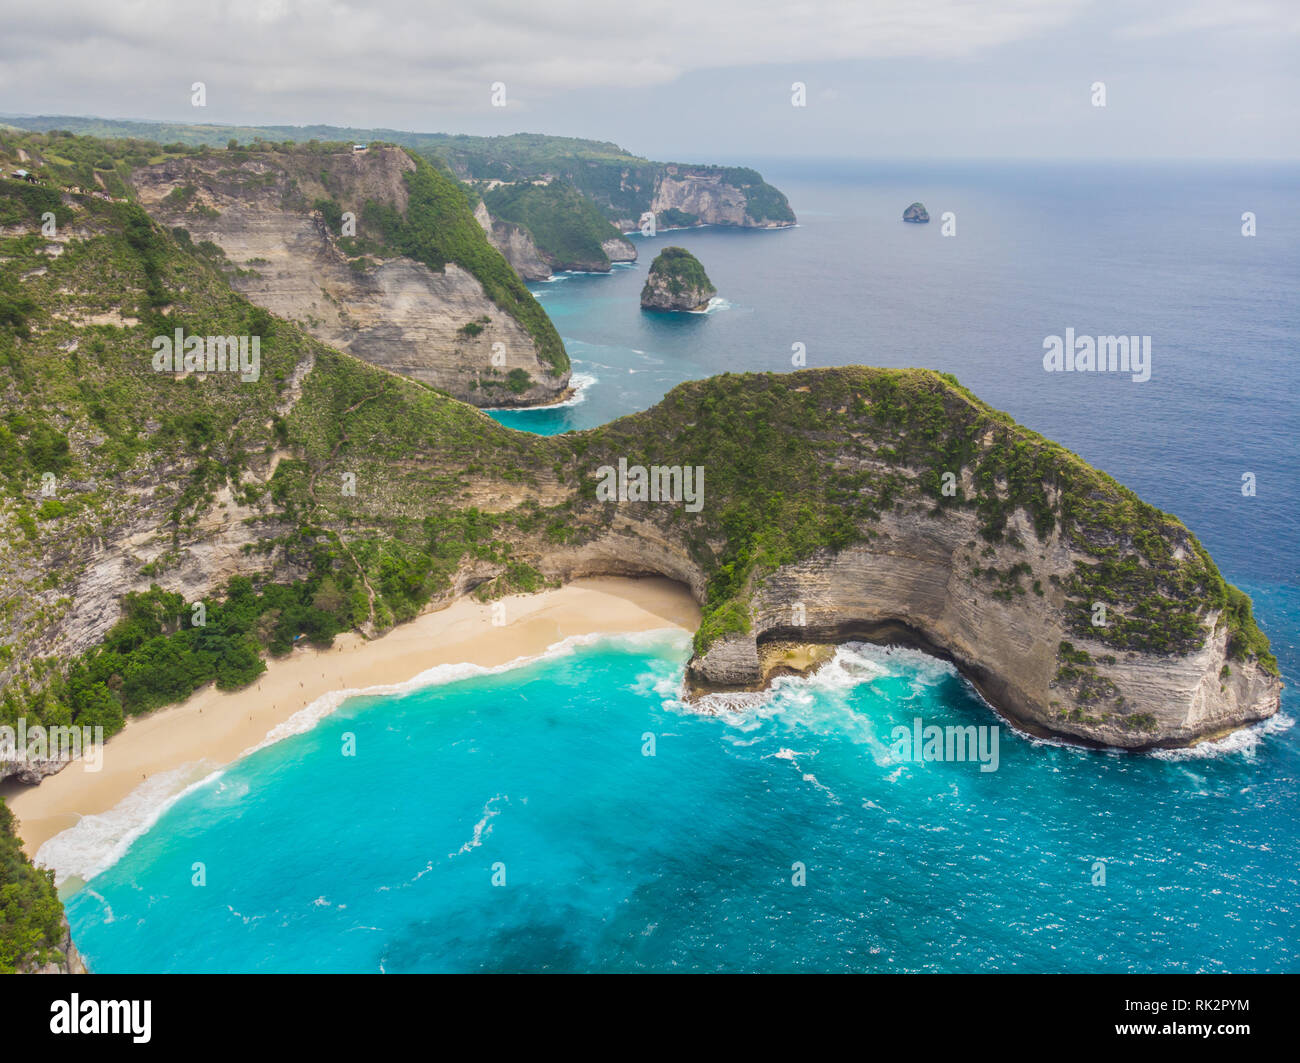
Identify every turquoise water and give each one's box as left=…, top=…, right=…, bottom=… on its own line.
left=61, top=624, right=1298, bottom=973
left=57, top=161, right=1300, bottom=972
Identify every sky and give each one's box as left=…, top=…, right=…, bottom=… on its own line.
left=0, top=0, right=1296, bottom=161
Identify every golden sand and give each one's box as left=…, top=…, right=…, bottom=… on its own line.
left=5, top=577, right=699, bottom=858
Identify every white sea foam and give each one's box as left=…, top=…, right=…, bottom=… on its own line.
left=243, top=627, right=684, bottom=760
left=35, top=761, right=224, bottom=887
left=1150, top=711, right=1294, bottom=762
left=482, top=371, right=596, bottom=412
left=450, top=794, right=508, bottom=858
left=36, top=627, right=688, bottom=887
left=82, top=888, right=114, bottom=925
left=688, top=296, right=731, bottom=315
left=674, top=641, right=943, bottom=721
left=674, top=641, right=970, bottom=766
left=764, top=747, right=839, bottom=802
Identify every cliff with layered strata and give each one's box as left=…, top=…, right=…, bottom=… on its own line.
left=128, top=145, right=569, bottom=407
left=539, top=369, right=1280, bottom=751
left=473, top=201, right=552, bottom=281
left=649, top=165, right=796, bottom=230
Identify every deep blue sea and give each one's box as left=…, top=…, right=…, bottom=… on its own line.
left=57, top=160, right=1300, bottom=972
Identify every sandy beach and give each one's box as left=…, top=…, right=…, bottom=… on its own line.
left=4, top=576, right=699, bottom=861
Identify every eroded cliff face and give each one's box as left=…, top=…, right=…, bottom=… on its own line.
left=473, top=201, right=552, bottom=281
left=473, top=200, right=637, bottom=275
left=603, top=237, right=637, bottom=264
left=650, top=166, right=795, bottom=229
left=0, top=439, right=304, bottom=789
left=129, top=148, right=568, bottom=407
left=527, top=513, right=1279, bottom=751
left=676, top=509, right=1279, bottom=750
left=516, top=368, right=1280, bottom=751
left=640, top=272, right=715, bottom=311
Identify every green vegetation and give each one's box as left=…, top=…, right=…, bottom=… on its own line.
left=1053, top=641, right=1121, bottom=705
left=657, top=207, right=699, bottom=229
left=313, top=196, right=344, bottom=232
left=1, top=116, right=796, bottom=228
left=0, top=127, right=206, bottom=200
left=0, top=802, right=64, bottom=973
left=0, top=129, right=568, bottom=378
left=0, top=173, right=549, bottom=758
left=482, top=181, right=628, bottom=270
left=353, top=155, right=567, bottom=374
left=642, top=246, right=715, bottom=303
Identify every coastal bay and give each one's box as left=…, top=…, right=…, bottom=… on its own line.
left=5, top=577, right=698, bottom=865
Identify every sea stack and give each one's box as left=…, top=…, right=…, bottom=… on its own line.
left=903, top=202, right=930, bottom=223
left=640, top=246, right=717, bottom=311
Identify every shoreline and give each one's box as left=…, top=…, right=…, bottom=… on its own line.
left=4, top=577, right=699, bottom=863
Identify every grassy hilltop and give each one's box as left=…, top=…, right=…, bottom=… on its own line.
left=2, top=116, right=797, bottom=226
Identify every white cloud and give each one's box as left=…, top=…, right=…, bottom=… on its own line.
left=0, top=0, right=1084, bottom=115
left=1115, top=0, right=1300, bottom=39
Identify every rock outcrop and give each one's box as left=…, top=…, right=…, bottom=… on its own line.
left=640, top=247, right=716, bottom=311
left=129, top=146, right=569, bottom=407
left=473, top=201, right=552, bottom=281
left=903, top=202, right=930, bottom=223
left=23, top=917, right=89, bottom=974
left=602, top=237, right=638, bottom=264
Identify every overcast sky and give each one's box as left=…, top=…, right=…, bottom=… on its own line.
left=0, top=0, right=1296, bottom=161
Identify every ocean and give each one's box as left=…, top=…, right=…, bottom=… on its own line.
left=57, top=159, right=1300, bottom=972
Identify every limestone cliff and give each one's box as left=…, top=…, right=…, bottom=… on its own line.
left=531, top=369, right=1281, bottom=751
left=478, top=182, right=637, bottom=273
left=473, top=200, right=552, bottom=281
left=602, top=237, right=638, bottom=264
left=679, top=514, right=1279, bottom=750
left=0, top=130, right=1282, bottom=978
left=640, top=247, right=716, bottom=311
left=128, top=146, right=569, bottom=407
left=473, top=199, right=637, bottom=276
left=650, top=165, right=796, bottom=229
